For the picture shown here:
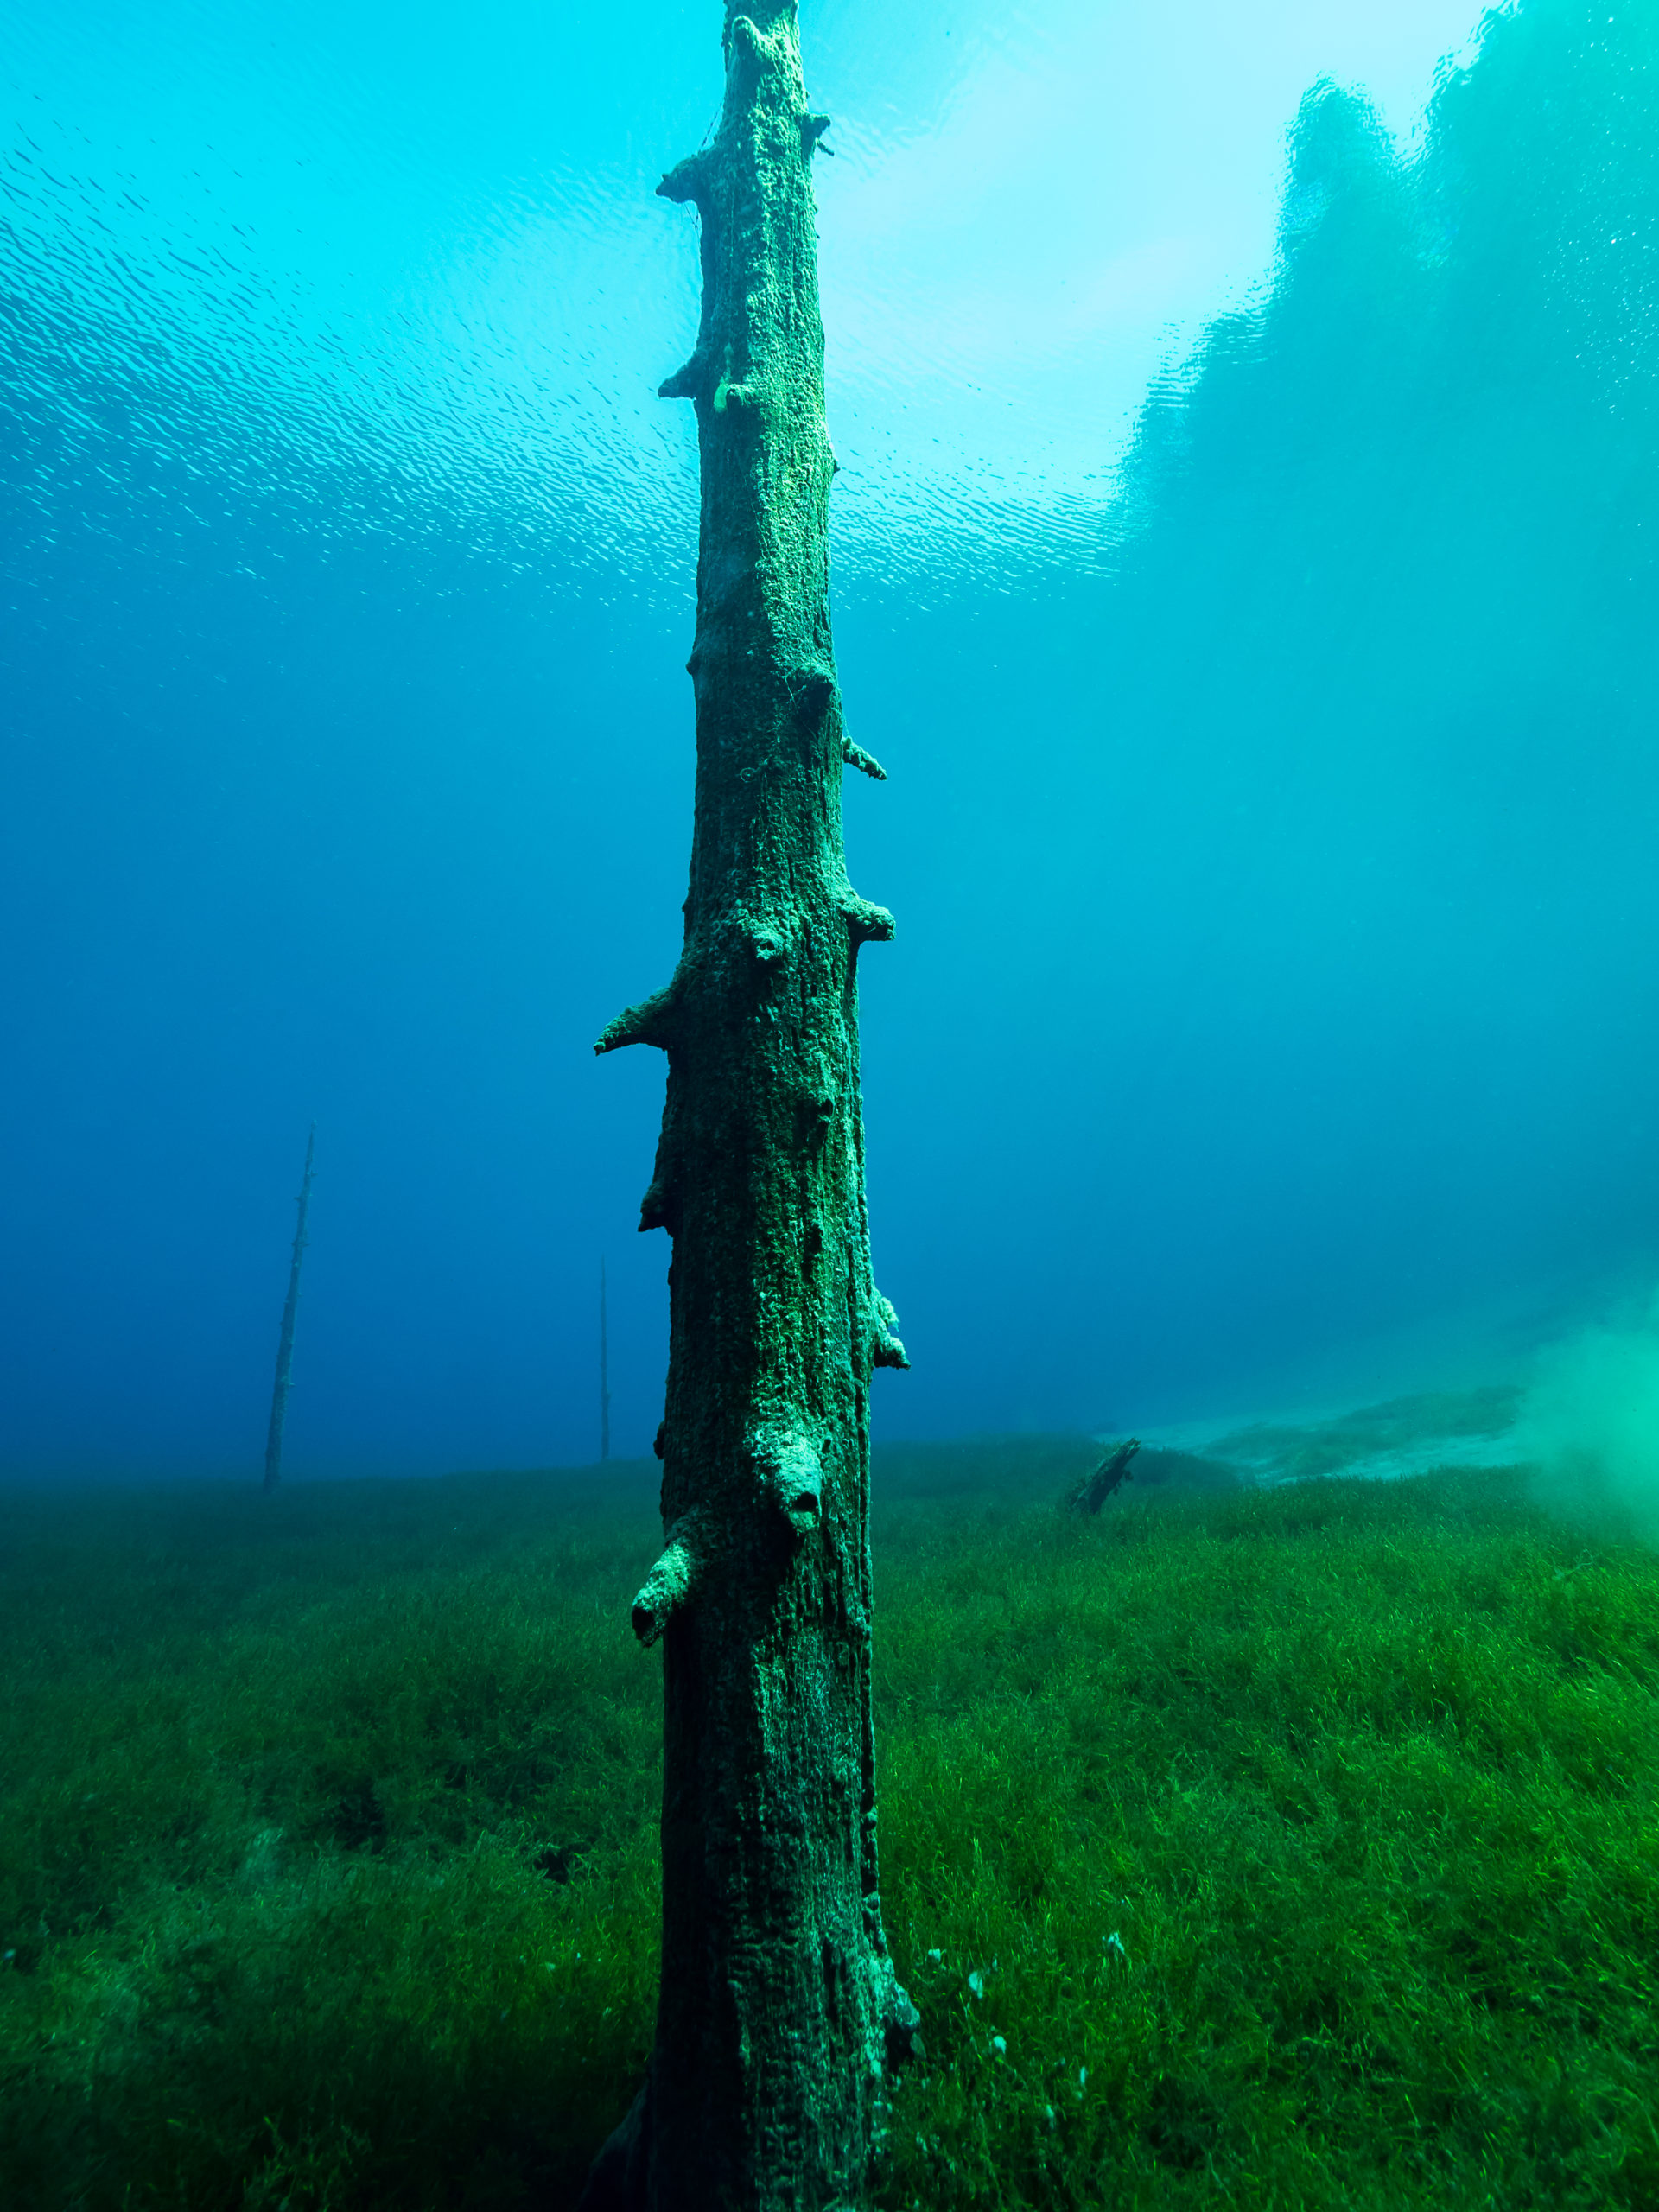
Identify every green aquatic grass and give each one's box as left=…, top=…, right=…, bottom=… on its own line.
left=2, top=1455, right=1656, bottom=2208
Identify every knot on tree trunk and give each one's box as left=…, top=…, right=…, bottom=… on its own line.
left=751, top=1424, right=825, bottom=1541
left=594, top=976, right=682, bottom=1056
left=842, top=893, right=896, bottom=945
left=873, top=1292, right=909, bottom=1370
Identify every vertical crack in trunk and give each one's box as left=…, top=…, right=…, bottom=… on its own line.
left=585, top=5, right=915, bottom=2206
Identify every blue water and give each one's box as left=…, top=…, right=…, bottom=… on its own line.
left=3, top=0, right=1656, bottom=1478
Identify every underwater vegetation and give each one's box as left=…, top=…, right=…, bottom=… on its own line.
left=2, top=1442, right=1656, bottom=2209
left=4, top=0, right=1659, bottom=2201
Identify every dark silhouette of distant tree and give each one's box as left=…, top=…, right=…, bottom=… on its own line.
left=1066, top=1436, right=1141, bottom=1514
left=600, top=1259, right=612, bottom=1464
left=263, top=1125, right=314, bottom=1493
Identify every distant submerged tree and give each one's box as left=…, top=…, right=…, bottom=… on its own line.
left=583, top=3, right=917, bottom=2205
left=599, top=1258, right=612, bottom=1465
left=1065, top=1436, right=1141, bottom=1515
left=262, top=1124, right=315, bottom=1493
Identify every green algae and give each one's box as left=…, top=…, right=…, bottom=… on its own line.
left=1, top=1453, right=1655, bottom=2209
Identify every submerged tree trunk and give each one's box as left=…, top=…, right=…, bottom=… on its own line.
left=262, top=1124, right=315, bottom=1494
left=1066, top=1437, right=1141, bottom=1515
left=585, top=5, right=915, bottom=2204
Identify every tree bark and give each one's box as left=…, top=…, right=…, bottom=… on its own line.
left=1066, top=1437, right=1141, bottom=1515
left=262, top=1123, right=315, bottom=1493
left=585, top=5, right=915, bottom=2204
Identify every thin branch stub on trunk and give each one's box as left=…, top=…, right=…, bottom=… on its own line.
left=594, top=979, right=679, bottom=1056
left=631, top=1515, right=705, bottom=1647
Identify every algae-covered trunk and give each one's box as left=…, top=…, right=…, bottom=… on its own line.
left=586, top=4, right=914, bottom=2204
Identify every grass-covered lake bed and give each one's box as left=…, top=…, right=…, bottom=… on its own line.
left=3, top=1423, right=1656, bottom=2209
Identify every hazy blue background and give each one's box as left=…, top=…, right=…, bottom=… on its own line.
left=4, top=0, right=1656, bottom=1478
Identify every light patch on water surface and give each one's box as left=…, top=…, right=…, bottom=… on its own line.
left=818, top=0, right=1493, bottom=581
left=2, top=0, right=1491, bottom=602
